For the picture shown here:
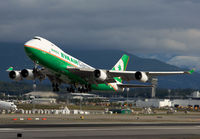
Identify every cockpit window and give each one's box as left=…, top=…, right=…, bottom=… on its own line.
left=34, top=37, right=41, bottom=40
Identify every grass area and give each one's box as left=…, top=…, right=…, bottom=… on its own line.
left=17, top=104, right=108, bottom=110
left=16, top=104, right=200, bottom=116
left=17, top=104, right=63, bottom=110
left=16, top=104, right=133, bottom=110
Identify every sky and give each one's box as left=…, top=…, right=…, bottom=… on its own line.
left=1, top=0, right=200, bottom=70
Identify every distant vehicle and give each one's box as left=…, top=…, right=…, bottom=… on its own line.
left=7, top=36, right=194, bottom=92
left=0, top=101, right=17, bottom=111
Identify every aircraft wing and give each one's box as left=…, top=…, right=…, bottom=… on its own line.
left=117, top=84, right=154, bottom=88
left=66, top=67, right=116, bottom=83
left=67, top=66, right=193, bottom=83
left=108, top=69, right=194, bottom=81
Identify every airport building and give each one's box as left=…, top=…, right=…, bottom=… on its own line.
left=136, top=99, right=171, bottom=108
left=24, top=91, right=58, bottom=98
left=172, top=99, right=200, bottom=108
left=67, top=93, right=109, bottom=102
left=171, top=91, right=200, bottom=108
left=23, top=91, right=58, bottom=104
left=135, top=98, right=200, bottom=108
left=31, top=98, right=57, bottom=104
left=192, top=91, right=200, bottom=98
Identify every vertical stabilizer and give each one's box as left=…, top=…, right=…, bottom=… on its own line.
left=112, top=54, right=129, bottom=83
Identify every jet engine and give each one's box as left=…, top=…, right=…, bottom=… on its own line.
left=9, top=71, right=22, bottom=81
left=135, top=71, right=149, bottom=82
left=21, top=69, right=35, bottom=80
left=94, top=69, right=107, bottom=81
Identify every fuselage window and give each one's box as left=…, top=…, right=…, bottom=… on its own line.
left=34, top=37, right=41, bottom=40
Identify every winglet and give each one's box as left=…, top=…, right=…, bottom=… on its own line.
left=6, top=67, right=14, bottom=72
left=188, top=69, right=195, bottom=74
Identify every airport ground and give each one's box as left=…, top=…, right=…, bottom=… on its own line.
left=0, top=112, right=200, bottom=138
left=1, top=111, right=200, bottom=123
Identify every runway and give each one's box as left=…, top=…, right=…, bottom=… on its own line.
left=1, top=123, right=200, bottom=139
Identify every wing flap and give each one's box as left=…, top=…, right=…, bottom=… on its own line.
left=107, top=70, right=136, bottom=81
left=117, top=84, right=154, bottom=88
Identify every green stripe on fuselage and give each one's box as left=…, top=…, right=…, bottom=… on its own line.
left=24, top=46, right=86, bottom=84
left=91, top=84, right=115, bottom=91
left=24, top=46, right=115, bottom=91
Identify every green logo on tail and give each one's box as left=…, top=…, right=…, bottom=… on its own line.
left=112, top=54, right=129, bottom=83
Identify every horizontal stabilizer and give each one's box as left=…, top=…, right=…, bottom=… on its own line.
left=6, top=67, right=14, bottom=72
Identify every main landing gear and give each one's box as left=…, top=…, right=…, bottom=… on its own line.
left=77, top=86, right=89, bottom=93
left=52, top=83, right=92, bottom=93
left=52, top=83, right=59, bottom=92
left=77, top=84, right=91, bottom=93
left=67, top=84, right=91, bottom=93
left=67, top=86, right=75, bottom=93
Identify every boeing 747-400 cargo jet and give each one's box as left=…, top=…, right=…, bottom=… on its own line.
left=7, top=36, right=194, bottom=92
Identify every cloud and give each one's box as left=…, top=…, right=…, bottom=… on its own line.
left=1, top=0, right=200, bottom=61
left=168, top=56, right=200, bottom=70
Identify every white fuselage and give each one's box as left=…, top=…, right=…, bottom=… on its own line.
left=24, top=36, right=94, bottom=69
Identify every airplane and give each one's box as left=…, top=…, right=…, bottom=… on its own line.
left=0, top=101, right=17, bottom=111
left=7, top=36, right=194, bottom=92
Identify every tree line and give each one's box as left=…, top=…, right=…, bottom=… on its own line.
left=0, top=81, right=197, bottom=99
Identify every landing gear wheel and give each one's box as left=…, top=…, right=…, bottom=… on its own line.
left=77, top=84, right=91, bottom=93
left=52, top=83, right=59, bottom=92
left=67, top=86, right=75, bottom=93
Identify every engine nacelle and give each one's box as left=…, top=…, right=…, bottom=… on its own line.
left=135, top=71, right=149, bottom=82
left=94, top=69, right=107, bottom=81
left=9, top=71, right=22, bottom=81
left=21, top=69, right=35, bottom=80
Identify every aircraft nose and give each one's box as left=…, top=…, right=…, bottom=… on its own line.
left=24, top=38, right=50, bottom=66
left=24, top=39, right=35, bottom=48
left=24, top=38, right=42, bottom=62
left=24, top=36, right=42, bottom=48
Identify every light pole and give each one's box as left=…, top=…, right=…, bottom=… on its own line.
left=126, top=88, right=130, bottom=108
left=151, top=78, right=158, bottom=98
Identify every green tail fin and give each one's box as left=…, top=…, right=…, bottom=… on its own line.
left=112, top=54, right=129, bottom=83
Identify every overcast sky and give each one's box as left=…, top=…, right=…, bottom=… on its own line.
left=1, top=0, right=200, bottom=69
